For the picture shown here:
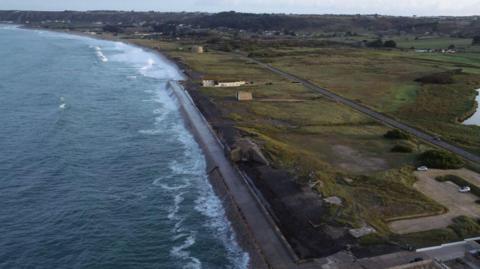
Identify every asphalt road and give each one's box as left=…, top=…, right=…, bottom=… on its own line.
left=245, top=56, right=480, bottom=165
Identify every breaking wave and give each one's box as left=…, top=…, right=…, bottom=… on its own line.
left=89, top=35, right=248, bottom=269
left=93, top=46, right=108, bottom=62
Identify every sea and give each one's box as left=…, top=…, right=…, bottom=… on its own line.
left=0, top=25, right=249, bottom=269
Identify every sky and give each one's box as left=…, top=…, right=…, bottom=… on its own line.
left=1, top=0, right=480, bottom=16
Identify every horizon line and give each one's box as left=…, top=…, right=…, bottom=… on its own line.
left=1, top=9, right=480, bottom=18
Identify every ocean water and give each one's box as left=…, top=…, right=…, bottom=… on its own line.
left=0, top=26, right=248, bottom=269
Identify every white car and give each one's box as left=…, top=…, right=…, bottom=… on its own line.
left=417, top=166, right=429, bottom=172
left=459, top=186, right=471, bottom=193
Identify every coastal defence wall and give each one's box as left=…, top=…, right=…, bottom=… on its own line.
left=165, top=80, right=325, bottom=269
left=166, top=81, right=270, bottom=269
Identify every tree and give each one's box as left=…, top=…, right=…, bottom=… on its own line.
left=384, top=40, right=397, bottom=48
left=367, top=39, right=384, bottom=48
left=384, top=129, right=410, bottom=140
left=102, top=25, right=122, bottom=33
left=448, top=44, right=456, bottom=50
left=418, top=150, right=465, bottom=169
left=473, top=36, right=480, bottom=45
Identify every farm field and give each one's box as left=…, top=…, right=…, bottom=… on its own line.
left=251, top=46, right=480, bottom=155
left=393, top=36, right=473, bottom=49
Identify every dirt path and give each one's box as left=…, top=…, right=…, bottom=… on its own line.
left=390, top=170, right=480, bottom=234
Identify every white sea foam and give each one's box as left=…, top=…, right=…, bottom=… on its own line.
left=171, top=235, right=201, bottom=269
left=103, top=38, right=249, bottom=268
left=94, top=46, right=109, bottom=62
left=59, top=97, right=66, bottom=110
left=0, top=24, right=20, bottom=30
left=108, top=42, right=184, bottom=80
left=168, top=192, right=185, bottom=220
left=156, top=181, right=191, bottom=191
left=170, top=234, right=202, bottom=269
left=195, top=185, right=251, bottom=269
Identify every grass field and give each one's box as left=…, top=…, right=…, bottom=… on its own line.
left=251, top=46, right=480, bottom=154
left=393, top=36, right=473, bottom=49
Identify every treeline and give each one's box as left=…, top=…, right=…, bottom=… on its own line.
left=1, top=10, right=480, bottom=37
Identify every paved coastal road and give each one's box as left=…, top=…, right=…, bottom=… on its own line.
left=245, top=56, right=480, bottom=164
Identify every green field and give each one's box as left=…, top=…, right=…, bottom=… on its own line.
left=393, top=36, right=473, bottom=49
left=119, top=35, right=480, bottom=248
left=251, top=46, right=480, bottom=154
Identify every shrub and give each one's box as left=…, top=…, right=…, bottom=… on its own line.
left=384, top=129, right=410, bottom=140
left=102, top=25, right=123, bottom=33
left=367, top=39, right=384, bottom=48
left=473, top=36, right=480, bottom=46
left=418, top=150, right=465, bottom=169
left=391, top=144, right=414, bottom=153
left=449, top=216, right=480, bottom=238
left=415, top=69, right=462, bottom=85
left=384, top=40, right=397, bottom=48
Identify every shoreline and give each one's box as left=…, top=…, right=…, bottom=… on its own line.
left=19, top=26, right=303, bottom=268
left=461, top=89, right=480, bottom=125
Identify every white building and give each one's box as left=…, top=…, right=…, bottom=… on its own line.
left=202, top=80, right=247, bottom=88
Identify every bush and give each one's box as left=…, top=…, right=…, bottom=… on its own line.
left=449, top=216, right=480, bottom=238
left=384, top=40, right=397, bottom=48
left=391, top=144, right=414, bottom=153
left=367, top=39, right=384, bottom=48
left=102, top=25, right=123, bottom=33
left=418, top=150, right=465, bottom=169
left=436, top=175, right=480, bottom=197
left=384, top=129, right=410, bottom=140
left=473, top=36, right=480, bottom=46
left=415, top=69, right=462, bottom=84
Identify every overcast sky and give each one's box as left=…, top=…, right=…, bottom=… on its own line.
left=1, top=0, right=480, bottom=16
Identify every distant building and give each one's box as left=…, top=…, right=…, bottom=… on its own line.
left=191, top=45, right=204, bottom=54
left=202, top=80, right=216, bottom=87
left=202, top=80, right=247, bottom=88
left=236, top=91, right=253, bottom=101
left=218, top=81, right=246, bottom=87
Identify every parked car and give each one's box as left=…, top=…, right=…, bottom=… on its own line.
left=417, top=166, right=429, bottom=172
left=459, top=186, right=471, bottom=193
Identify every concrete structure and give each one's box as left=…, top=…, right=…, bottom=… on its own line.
left=202, top=80, right=216, bottom=87
left=202, top=79, right=247, bottom=88
left=218, top=81, right=247, bottom=87
left=191, top=45, right=204, bottom=53
left=236, top=91, right=253, bottom=101
left=230, top=138, right=268, bottom=165
left=388, top=260, right=444, bottom=269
